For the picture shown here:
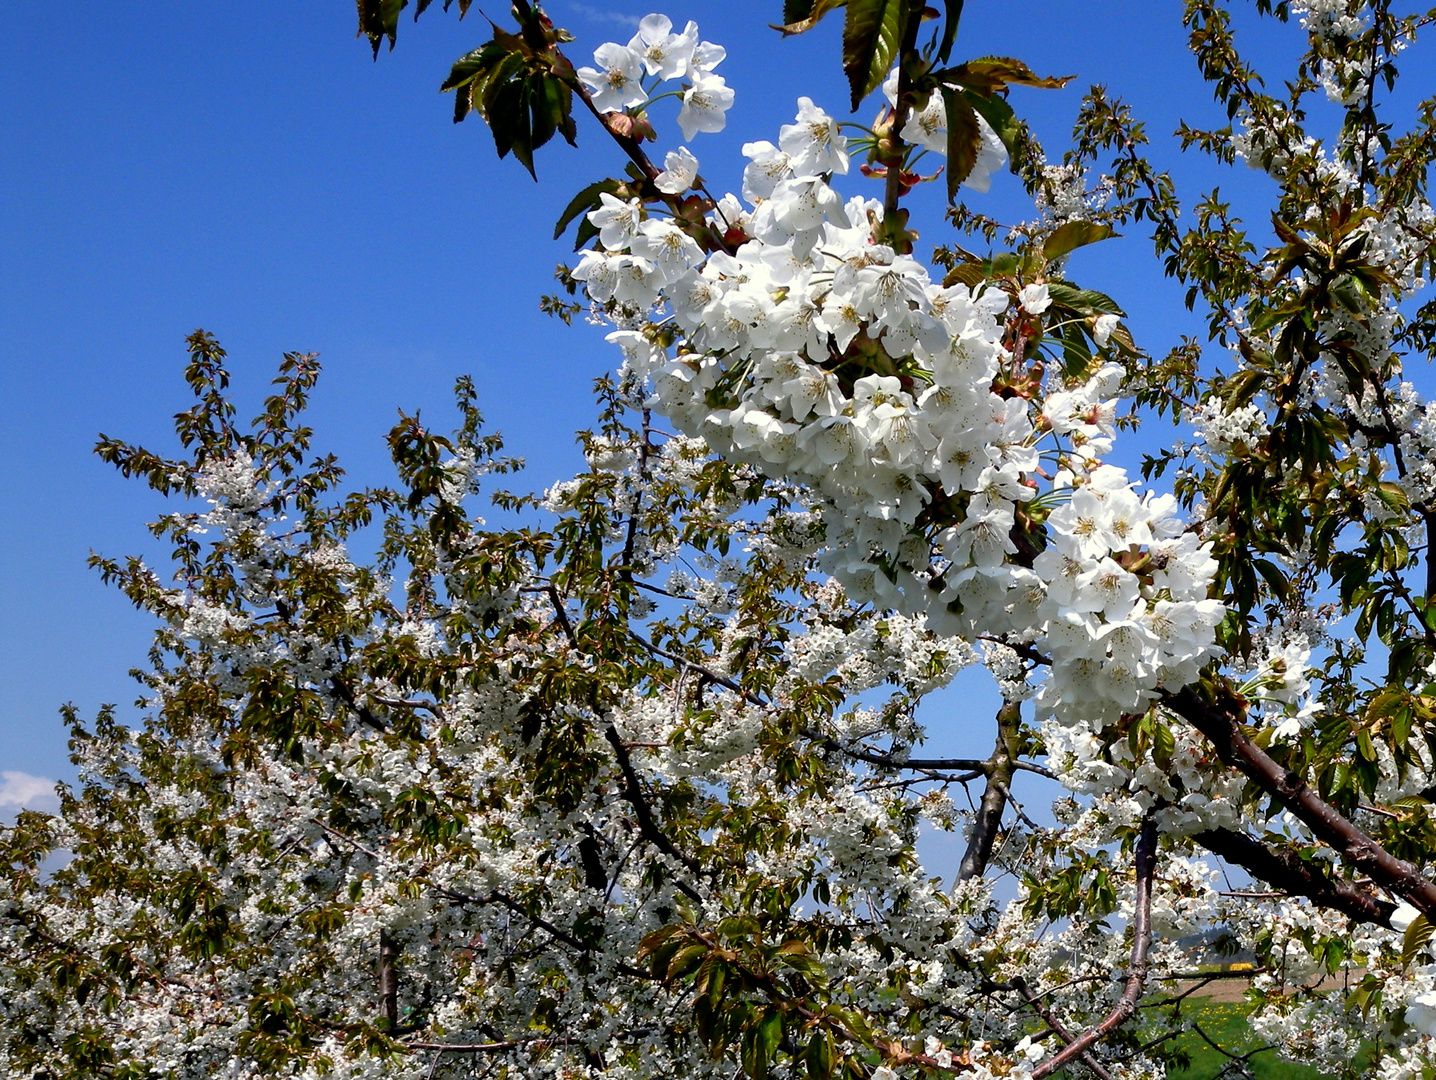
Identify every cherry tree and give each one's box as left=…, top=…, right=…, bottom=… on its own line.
left=7, top=1, right=1436, bottom=1078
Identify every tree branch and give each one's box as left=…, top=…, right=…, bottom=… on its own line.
left=958, top=701, right=1022, bottom=883
left=1168, top=682, right=1436, bottom=916
left=437, top=887, right=654, bottom=980
left=629, top=632, right=769, bottom=708
left=1011, top=976, right=1114, bottom=1080
left=603, top=724, right=704, bottom=901
left=1193, top=826, right=1396, bottom=927
left=882, top=1, right=925, bottom=224
left=379, top=928, right=400, bottom=1029
left=405, top=1040, right=520, bottom=1054
left=1032, top=812, right=1158, bottom=1079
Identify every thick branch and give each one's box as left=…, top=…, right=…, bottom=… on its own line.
left=379, top=929, right=400, bottom=1029
left=330, top=675, right=387, bottom=732
left=1011, top=976, right=1114, bottom=1080
left=1193, top=826, right=1396, bottom=927
left=1032, top=813, right=1158, bottom=1079
left=957, top=701, right=1022, bottom=883
left=603, top=724, right=704, bottom=900
left=1168, top=683, right=1436, bottom=915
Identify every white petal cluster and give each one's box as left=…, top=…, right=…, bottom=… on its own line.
left=1033, top=467, right=1224, bottom=727
left=576, top=16, right=732, bottom=141
left=573, top=93, right=1223, bottom=749
left=880, top=68, right=1009, bottom=192
left=1189, top=396, right=1270, bottom=462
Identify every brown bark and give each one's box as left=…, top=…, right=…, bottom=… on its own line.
left=379, top=928, right=399, bottom=1028
left=1168, top=682, right=1436, bottom=915
left=1032, top=813, right=1158, bottom=1080
left=957, top=701, right=1023, bottom=883
left=1193, top=826, right=1396, bottom=927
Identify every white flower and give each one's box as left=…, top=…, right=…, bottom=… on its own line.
left=1391, top=902, right=1421, bottom=933
left=626, top=14, right=697, bottom=80
left=677, top=72, right=735, bottom=141
left=1019, top=283, right=1051, bottom=314
left=690, top=38, right=727, bottom=73
left=779, top=97, right=849, bottom=176
left=629, top=220, right=703, bottom=282
left=1408, top=991, right=1436, bottom=1037
left=586, top=192, right=644, bottom=250
left=654, top=146, right=700, bottom=194
left=577, top=42, right=647, bottom=114
left=1093, top=313, right=1120, bottom=346
left=741, top=140, right=793, bottom=202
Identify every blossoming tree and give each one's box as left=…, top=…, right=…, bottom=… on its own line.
left=8, top=0, right=1436, bottom=1077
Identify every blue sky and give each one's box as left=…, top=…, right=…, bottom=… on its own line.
left=2, top=1, right=1305, bottom=806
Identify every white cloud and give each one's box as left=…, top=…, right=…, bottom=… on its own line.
left=562, top=2, right=642, bottom=28
left=0, top=770, right=60, bottom=814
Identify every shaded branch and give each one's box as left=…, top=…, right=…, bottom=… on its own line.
left=437, top=887, right=653, bottom=980
left=630, top=632, right=768, bottom=708
left=1193, top=826, right=1396, bottom=927
left=330, top=675, right=388, bottom=732
left=379, top=928, right=400, bottom=1029
left=1032, top=812, right=1158, bottom=1079
left=406, top=1040, right=520, bottom=1054
left=603, top=724, right=704, bottom=901
left=958, top=701, right=1022, bottom=883
left=1169, top=682, right=1436, bottom=916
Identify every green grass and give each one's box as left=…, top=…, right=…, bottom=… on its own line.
left=1163, top=1001, right=1358, bottom=1080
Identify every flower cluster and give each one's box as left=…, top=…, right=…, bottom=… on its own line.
left=1031, top=467, right=1224, bottom=726
left=577, top=88, right=1223, bottom=744
left=576, top=14, right=732, bottom=141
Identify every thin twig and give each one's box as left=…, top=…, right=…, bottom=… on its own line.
left=1012, top=976, right=1115, bottom=1080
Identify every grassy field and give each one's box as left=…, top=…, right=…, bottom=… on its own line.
left=1161, top=1001, right=1359, bottom=1080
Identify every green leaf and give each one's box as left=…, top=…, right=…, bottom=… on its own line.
left=1152, top=720, right=1175, bottom=772
left=942, top=261, right=987, bottom=289
left=742, top=1008, right=783, bottom=1080
left=962, top=89, right=1019, bottom=168
left=842, top=0, right=907, bottom=110
left=554, top=180, right=623, bottom=241
left=1221, top=368, right=1266, bottom=410
left=480, top=52, right=527, bottom=119
left=528, top=78, right=559, bottom=157
left=774, top=0, right=847, bottom=35
left=357, top=0, right=409, bottom=57
left=1405, top=912, right=1433, bottom=965
left=1045, top=281, right=1126, bottom=317
left=940, top=86, right=980, bottom=202
left=543, top=73, right=578, bottom=147
left=936, top=0, right=964, bottom=63
left=806, top=1030, right=836, bottom=1080
left=1252, top=558, right=1292, bottom=603
left=949, top=55, right=1072, bottom=95
left=666, top=942, right=709, bottom=981
left=1043, top=221, right=1117, bottom=262
left=441, top=41, right=505, bottom=93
